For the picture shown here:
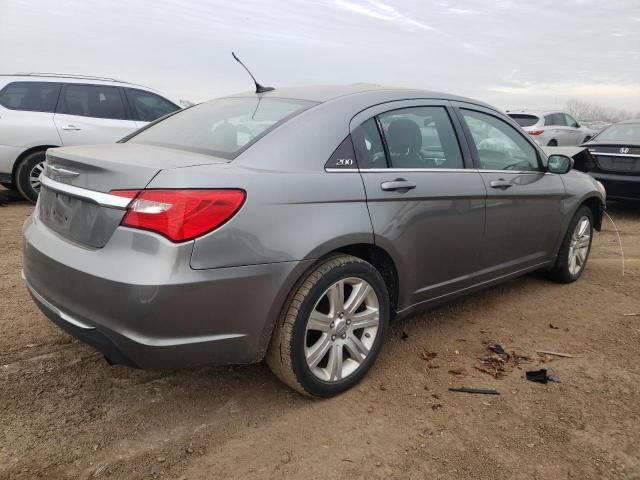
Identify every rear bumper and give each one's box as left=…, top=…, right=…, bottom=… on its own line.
left=23, top=213, right=310, bottom=369
left=589, top=171, right=640, bottom=201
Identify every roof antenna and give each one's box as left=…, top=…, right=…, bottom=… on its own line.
left=232, top=52, right=274, bottom=94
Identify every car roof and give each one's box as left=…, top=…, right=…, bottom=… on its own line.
left=0, top=73, right=161, bottom=94
left=506, top=109, right=567, bottom=116
left=227, top=84, right=494, bottom=108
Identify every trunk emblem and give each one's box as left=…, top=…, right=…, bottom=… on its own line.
left=620, top=147, right=630, bottom=154
left=44, top=164, right=80, bottom=178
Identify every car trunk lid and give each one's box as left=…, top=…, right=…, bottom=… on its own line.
left=38, top=143, right=230, bottom=248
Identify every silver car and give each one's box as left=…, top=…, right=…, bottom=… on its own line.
left=508, top=110, right=594, bottom=146
left=23, top=85, right=605, bottom=397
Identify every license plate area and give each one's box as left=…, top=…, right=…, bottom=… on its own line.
left=38, top=187, right=125, bottom=248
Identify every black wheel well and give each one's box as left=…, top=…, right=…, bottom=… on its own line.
left=12, top=146, right=57, bottom=182
left=582, top=196, right=604, bottom=231
left=333, top=244, right=399, bottom=314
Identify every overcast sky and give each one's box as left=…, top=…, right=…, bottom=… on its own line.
left=1, top=0, right=639, bottom=111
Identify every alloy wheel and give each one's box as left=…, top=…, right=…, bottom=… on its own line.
left=568, top=216, right=591, bottom=276
left=304, top=277, right=380, bottom=382
left=29, top=162, right=45, bottom=193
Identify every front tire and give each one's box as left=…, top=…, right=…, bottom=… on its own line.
left=547, top=139, right=558, bottom=146
left=549, top=206, right=594, bottom=283
left=266, top=255, right=390, bottom=397
left=16, top=150, right=46, bottom=203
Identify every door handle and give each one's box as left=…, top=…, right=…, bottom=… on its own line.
left=380, top=179, right=416, bottom=191
left=489, top=179, right=512, bottom=189
left=61, top=125, right=81, bottom=131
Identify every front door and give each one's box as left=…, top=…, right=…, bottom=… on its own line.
left=351, top=101, right=486, bottom=309
left=455, top=104, right=565, bottom=277
left=54, top=84, right=138, bottom=146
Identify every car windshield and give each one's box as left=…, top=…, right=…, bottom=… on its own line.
left=508, top=114, right=539, bottom=127
left=594, top=123, right=640, bottom=143
left=128, top=97, right=317, bottom=158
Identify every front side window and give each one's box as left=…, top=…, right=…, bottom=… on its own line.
left=128, top=97, right=316, bottom=159
left=461, top=109, right=540, bottom=171
left=377, top=107, right=463, bottom=169
left=60, top=84, right=127, bottom=120
left=125, top=88, right=179, bottom=122
left=0, top=81, right=60, bottom=112
left=564, top=114, right=578, bottom=128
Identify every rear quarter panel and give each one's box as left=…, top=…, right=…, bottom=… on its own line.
left=0, top=106, right=61, bottom=149
left=146, top=100, right=375, bottom=269
left=148, top=165, right=372, bottom=269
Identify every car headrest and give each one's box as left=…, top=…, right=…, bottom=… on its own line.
left=386, top=119, right=422, bottom=155
left=210, top=121, right=238, bottom=151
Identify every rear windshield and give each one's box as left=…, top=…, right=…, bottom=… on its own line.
left=508, top=114, right=539, bottom=128
left=594, top=123, right=640, bottom=143
left=127, top=97, right=317, bottom=158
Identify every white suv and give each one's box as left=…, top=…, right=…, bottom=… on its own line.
left=0, top=73, right=180, bottom=201
left=507, top=110, right=595, bottom=147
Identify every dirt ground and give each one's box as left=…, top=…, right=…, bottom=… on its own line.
left=1, top=196, right=639, bottom=480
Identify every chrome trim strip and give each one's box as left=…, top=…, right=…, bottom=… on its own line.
left=24, top=279, right=95, bottom=330
left=363, top=168, right=472, bottom=173
left=590, top=152, right=640, bottom=158
left=40, top=175, right=131, bottom=209
left=44, top=164, right=80, bottom=177
left=327, top=167, right=545, bottom=174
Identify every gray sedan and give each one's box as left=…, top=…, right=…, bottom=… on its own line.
left=23, top=85, right=606, bottom=397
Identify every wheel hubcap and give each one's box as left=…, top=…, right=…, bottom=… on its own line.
left=568, top=216, right=591, bottom=276
left=304, top=277, right=380, bottom=382
left=29, top=162, right=45, bottom=192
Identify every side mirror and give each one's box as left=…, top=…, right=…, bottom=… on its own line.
left=547, top=154, right=574, bottom=174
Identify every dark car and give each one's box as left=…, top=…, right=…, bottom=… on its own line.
left=582, top=120, right=640, bottom=201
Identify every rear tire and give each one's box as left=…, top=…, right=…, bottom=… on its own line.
left=266, top=254, right=390, bottom=398
left=16, top=150, right=46, bottom=203
left=547, top=139, right=558, bottom=146
left=548, top=206, right=594, bottom=283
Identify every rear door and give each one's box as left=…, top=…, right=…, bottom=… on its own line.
left=352, top=100, right=486, bottom=308
left=54, top=84, right=138, bottom=146
left=544, top=113, right=569, bottom=145
left=454, top=103, right=565, bottom=276
left=123, top=88, right=180, bottom=129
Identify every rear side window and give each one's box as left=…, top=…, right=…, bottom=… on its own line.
left=544, top=113, right=567, bottom=126
left=378, top=106, right=463, bottom=169
left=125, top=88, right=179, bottom=122
left=0, top=81, right=60, bottom=112
left=128, top=97, right=316, bottom=159
left=508, top=114, right=539, bottom=128
left=352, top=118, right=387, bottom=168
left=59, top=84, right=127, bottom=120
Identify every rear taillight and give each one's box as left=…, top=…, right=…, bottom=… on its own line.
left=527, top=129, right=544, bottom=135
left=111, top=189, right=246, bottom=242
